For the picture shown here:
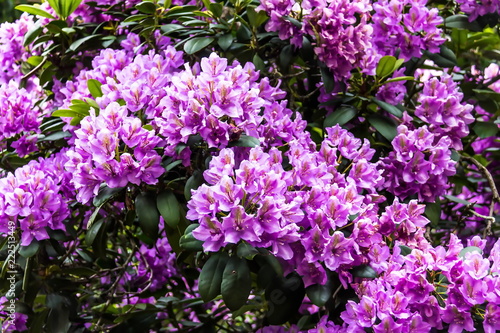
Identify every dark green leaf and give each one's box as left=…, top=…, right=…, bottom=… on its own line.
left=19, top=240, right=40, bottom=258
left=209, top=3, right=223, bottom=17
left=372, top=98, right=403, bottom=118
left=24, top=24, right=43, bottom=47
left=87, top=79, right=103, bottom=99
left=351, top=264, right=377, bottom=278
left=179, top=223, right=203, bottom=251
left=253, top=54, right=265, bottom=71
left=15, top=5, right=55, bottom=19
left=237, top=243, right=259, bottom=259
left=279, top=45, right=294, bottom=74
left=156, top=190, right=181, bottom=228
left=376, top=55, right=397, bottom=78
left=217, top=33, right=233, bottom=51
left=425, top=45, right=457, bottom=68
left=136, top=1, right=156, bottom=14
left=136, top=192, right=160, bottom=239
left=246, top=6, right=267, bottom=27
left=425, top=202, right=441, bottom=227
left=368, top=114, right=398, bottom=141
left=320, top=66, right=335, bottom=94
left=184, top=170, right=204, bottom=201
left=445, top=15, right=482, bottom=32
left=399, top=245, right=412, bottom=256
left=221, top=256, right=252, bottom=311
left=324, top=105, right=357, bottom=127
left=473, top=121, right=499, bottom=138
left=85, top=218, right=104, bottom=246
left=459, top=246, right=482, bottom=259
left=123, top=14, right=150, bottom=22
left=198, top=252, right=230, bottom=302
left=228, top=134, right=261, bottom=148
left=39, top=131, right=72, bottom=142
left=164, top=5, right=198, bottom=18
left=68, top=34, right=102, bottom=52
left=46, top=294, right=71, bottom=333
left=444, top=194, right=470, bottom=205
left=306, top=282, right=334, bottom=307
left=93, top=184, right=124, bottom=207
left=265, top=273, right=305, bottom=325
left=184, top=36, right=215, bottom=54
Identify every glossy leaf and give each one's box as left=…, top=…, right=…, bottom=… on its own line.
left=19, top=240, right=40, bottom=258
left=198, top=253, right=229, bottom=302
left=156, top=190, right=181, bottom=228
left=368, top=114, right=398, bottom=141
left=87, top=79, right=103, bottom=99
left=228, top=134, right=260, bottom=148
left=473, top=121, right=499, bottom=138
left=324, top=105, right=357, bottom=127
left=15, top=5, right=55, bottom=19
left=221, top=256, right=252, bottom=311
left=184, top=36, right=214, bottom=54
left=351, top=264, right=377, bottom=278
left=184, top=170, right=204, bottom=201
left=376, top=55, right=397, bottom=78
left=135, top=192, right=160, bottom=239
left=372, top=97, right=403, bottom=118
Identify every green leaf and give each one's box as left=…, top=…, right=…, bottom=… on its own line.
left=459, top=246, right=482, bottom=259
left=265, top=273, right=305, bottom=325
left=136, top=1, right=156, bottom=14
left=184, top=36, right=215, bottom=54
left=473, top=122, right=499, bottom=138
left=320, top=66, right=335, bottom=94
left=198, top=252, right=230, bottom=302
left=38, top=131, right=72, bottom=142
left=279, top=45, right=294, bottom=74
left=24, top=24, right=43, bottom=47
left=164, top=5, right=198, bottom=18
left=217, top=33, right=233, bottom=51
left=209, top=3, right=223, bottom=17
left=19, top=240, right=40, bottom=258
left=306, top=282, right=334, bottom=307
left=52, top=109, right=85, bottom=118
left=384, top=76, right=414, bottom=84
left=253, top=54, right=265, bottom=71
left=46, top=294, right=71, bottom=333
left=237, top=243, right=259, bottom=259
left=179, top=223, right=204, bottom=251
left=156, top=190, right=181, bottom=228
left=368, top=114, right=398, bottom=141
left=425, top=45, right=457, bottom=68
left=246, top=6, right=267, bottom=27
left=324, top=105, right=357, bottom=127
left=445, top=15, right=482, bottom=32
left=444, top=194, right=470, bottom=205
left=15, top=4, right=55, bottom=19
left=221, top=256, right=252, bottom=311
left=228, top=134, right=261, bottom=148
left=399, top=245, right=412, bottom=256
left=282, top=16, right=302, bottom=28
left=425, top=202, right=441, bottom=227
left=87, top=79, right=103, bottom=99
left=68, top=34, right=102, bottom=52
left=376, top=55, right=397, bottom=78
left=184, top=170, right=204, bottom=201
left=371, top=98, right=403, bottom=118
left=351, top=264, right=377, bottom=278
left=93, top=184, right=124, bottom=207
left=85, top=218, right=104, bottom=246
left=136, top=192, right=160, bottom=239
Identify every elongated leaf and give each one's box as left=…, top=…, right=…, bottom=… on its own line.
left=445, top=15, right=482, bottom=32
left=376, top=55, right=397, bottom=78
left=372, top=97, right=403, bottom=118
left=368, top=114, right=398, bottom=141
left=473, top=121, right=499, bottom=138
left=136, top=1, right=156, bottom=14
left=52, top=109, right=85, bottom=118
left=184, top=36, right=214, bottom=54
left=85, top=218, right=104, bottom=246
left=136, top=192, right=160, bottom=239
left=228, top=135, right=260, bottom=148
left=156, top=190, right=181, bottom=228
left=221, top=256, right=252, bottom=311
left=93, top=184, right=124, bottom=207
left=69, top=34, right=102, bottom=52
left=351, top=264, right=377, bottom=278
left=184, top=170, right=204, bottom=200
left=15, top=5, right=55, bottom=19
left=265, top=273, right=305, bottom=325
left=19, top=240, right=40, bottom=258
left=306, top=281, right=334, bottom=307
left=87, top=79, right=103, bottom=99
left=324, top=105, right=357, bottom=127
left=198, top=253, right=229, bottom=302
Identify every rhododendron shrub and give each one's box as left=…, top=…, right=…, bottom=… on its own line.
left=0, top=0, right=499, bottom=332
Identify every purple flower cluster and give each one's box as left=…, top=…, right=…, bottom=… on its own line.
left=256, top=0, right=303, bottom=48
left=0, top=13, right=38, bottom=85
left=0, top=80, right=46, bottom=156
left=153, top=53, right=308, bottom=157
left=375, top=69, right=407, bottom=105
left=456, top=0, right=500, bottom=21
left=339, top=235, right=500, bottom=333
left=0, top=297, right=28, bottom=333
left=415, top=74, right=474, bottom=150
left=372, top=0, right=445, bottom=60
left=304, top=0, right=376, bottom=79
left=379, top=125, right=456, bottom=202
left=188, top=125, right=385, bottom=286
left=65, top=102, right=164, bottom=204
left=0, top=150, right=74, bottom=246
